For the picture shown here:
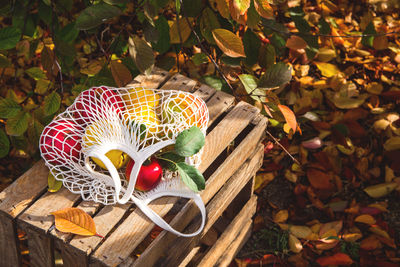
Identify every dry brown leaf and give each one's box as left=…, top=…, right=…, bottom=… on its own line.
left=355, top=214, right=376, bottom=225
left=307, top=168, right=334, bottom=190
left=360, top=235, right=382, bottom=250
left=289, top=225, right=312, bottom=239
left=51, top=207, right=100, bottom=237
left=286, top=36, right=307, bottom=50
left=364, top=182, right=398, bottom=198
left=316, top=252, right=353, bottom=266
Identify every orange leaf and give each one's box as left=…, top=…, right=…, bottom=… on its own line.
left=316, top=252, right=353, bottom=266
left=307, top=168, right=335, bottom=190
left=286, top=35, right=307, bottom=50
left=355, top=214, right=376, bottom=225
left=273, top=210, right=289, bottom=223
left=231, top=0, right=250, bottom=16
left=110, top=60, right=132, bottom=87
left=212, top=29, right=245, bottom=58
left=360, top=235, right=382, bottom=250
left=254, top=0, right=274, bottom=19
left=278, top=104, right=297, bottom=134
left=51, top=207, right=99, bottom=237
left=212, top=0, right=230, bottom=19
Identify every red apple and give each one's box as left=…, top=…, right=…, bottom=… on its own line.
left=40, top=119, right=82, bottom=165
left=73, top=86, right=124, bottom=125
left=125, top=158, right=162, bottom=191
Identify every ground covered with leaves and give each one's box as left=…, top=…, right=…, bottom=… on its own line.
left=1, top=0, right=400, bottom=266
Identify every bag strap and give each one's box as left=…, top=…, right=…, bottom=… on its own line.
left=131, top=192, right=206, bottom=237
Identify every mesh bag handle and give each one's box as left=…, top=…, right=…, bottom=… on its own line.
left=39, top=86, right=209, bottom=237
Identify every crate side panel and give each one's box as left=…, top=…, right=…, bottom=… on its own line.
left=160, top=73, right=197, bottom=92
left=0, top=213, right=21, bottom=267
left=25, top=227, right=54, bottom=267
left=133, top=116, right=266, bottom=267
left=198, top=195, right=257, bottom=267
left=160, top=144, right=263, bottom=266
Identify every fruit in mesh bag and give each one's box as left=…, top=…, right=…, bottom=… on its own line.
left=125, top=157, right=162, bottom=191
left=122, top=87, right=160, bottom=108
left=40, top=119, right=82, bottom=165
left=74, top=87, right=124, bottom=125
left=161, top=93, right=206, bottom=128
left=123, top=105, right=160, bottom=136
left=83, top=122, right=129, bottom=170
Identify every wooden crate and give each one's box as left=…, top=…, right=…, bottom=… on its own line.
left=0, top=68, right=267, bottom=267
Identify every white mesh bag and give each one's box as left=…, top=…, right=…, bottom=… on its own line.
left=39, top=86, right=209, bottom=237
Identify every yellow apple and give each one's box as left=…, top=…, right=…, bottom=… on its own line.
left=122, top=87, right=160, bottom=108
left=123, top=105, right=160, bottom=136
left=83, top=122, right=129, bottom=170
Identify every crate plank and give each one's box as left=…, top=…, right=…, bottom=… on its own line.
left=198, top=195, right=257, bottom=267
left=89, top=102, right=260, bottom=267
left=25, top=227, right=54, bottom=267
left=206, top=91, right=235, bottom=126
left=127, top=67, right=170, bottom=88
left=0, top=213, right=20, bottom=267
left=192, top=84, right=216, bottom=102
left=160, top=73, right=197, bottom=92
left=160, top=144, right=263, bottom=266
left=215, top=221, right=252, bottom=267
left=0, top=160, right=48, bottom=218
left=178, top=245, right=201, bottom=267
left=133, top=116, right=267, bottom=267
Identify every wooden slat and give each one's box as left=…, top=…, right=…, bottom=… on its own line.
left=133, top=116, right=267, bottom=267
left=161, top=144, right=263, bottom=266
left=206, top=91, right=235, bottom=126
left=89, top=104, right=260, bottom=266
left=0, top=160, right=48, bottom=218
left=193, top=84, right=216, bottom=102
left=160, top=73, right=197, bottom=92
left=178, top=246, right=201, bottom=267
left=127, top=67, right=170, bottom=88
left=215, top=221, right=253, bottom=267
left=198, top=195, right=257, bottom=267
left=0, top=213, right=20, bottom=267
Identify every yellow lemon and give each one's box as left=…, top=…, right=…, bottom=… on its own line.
left=83, top=123, right=130, bottom=170
left=122, top=87, right=160, bottom=107
left=124, top=105, right=160, bottom=135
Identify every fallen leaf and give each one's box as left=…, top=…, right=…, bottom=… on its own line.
left=341, top=232, right=363, bottom=242
left=254, top=172, right=274, bottom=192
left=289, top=234, right=303, bottom=253
left=286, top=35, right=307, bottom=50
left=355, top=214, right=376, bottom=225
left=315, top=62, right=340, bottom=77
left=51, top=207, right=100, bottom=237
left=302, top=137, right=322, bottom=149
left=307, top=168, right=334, bottom=190
left=373, top=35, right=388, bottom=50
left=273, top=210, right=289, bottom=223
left=316, top=252, right=353, bottom=266
left=212, top=29, right=245, bottom=58
left=365, top=82, right=383, bottom=95
left=364, top=182, right=398, bottom=198
left=317, top=48, right=336, bottom=62
left=289, top=225, right=312, bottom=239
left=278, top=104, right=297, bottom=133
left=369, top=225, right=390, bottom=239
left=361, top=235, right=382, bottom=250
left=383, top=137, right=400, bottom=151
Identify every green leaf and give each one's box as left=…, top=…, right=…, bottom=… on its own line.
left=239, top=74, right=258, bottom=94
left=247, top=0, right=260, bottom=29
left=26, top=67, right=46, bottom=80
left=128, top=35, right=155, bottom=75
left=58, top=22, right=79, bottom=43
left=243, top=29, right=261, bottom=66
left=76, top=3, right=122, bottom=30
left=259, top=62, right=292, bottom=88
left=200, top=7, right=220, bottom=45
left=269, top=33, right=286, bottom=56
left=151, top=16, right=170, bottom=54
left=262, top=19, right=289, bottom=35
left=27, top=119, right=44, bottom=147
left=191, top=53, right=209, bottom=66
left=259, top=43, right=275, bottom=69
left=0, top=98, right=21, bottom=118
left=212, top=29, right=245, bottom=58
left=202, top=76, right=230, bottom=93
left=0, top=53, right=11, bottom=67
left=158, top=152, right=185, bottom=171
left=318, top=19, right=331, bottom=35
left=175, top=126, right=205, bottom=157
left=176, top=162, right=205, bottom=192
left=0, top=128, right=10, bottom=158
left=103, top=0, right=128, bottom=5
left=0, top=26, right=21, bottom=50
left=6, top=111, right=30, bottom=136
left=35, top=79, right=52, bottom=95
left=43, top=91, right=61, bottom=115
left=362, top=22, right=376, bottom=48
left=48, top=172, right=63, bottom=193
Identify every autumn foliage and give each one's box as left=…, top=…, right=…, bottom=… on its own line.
left=1, top=0, right=400, bottom=266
